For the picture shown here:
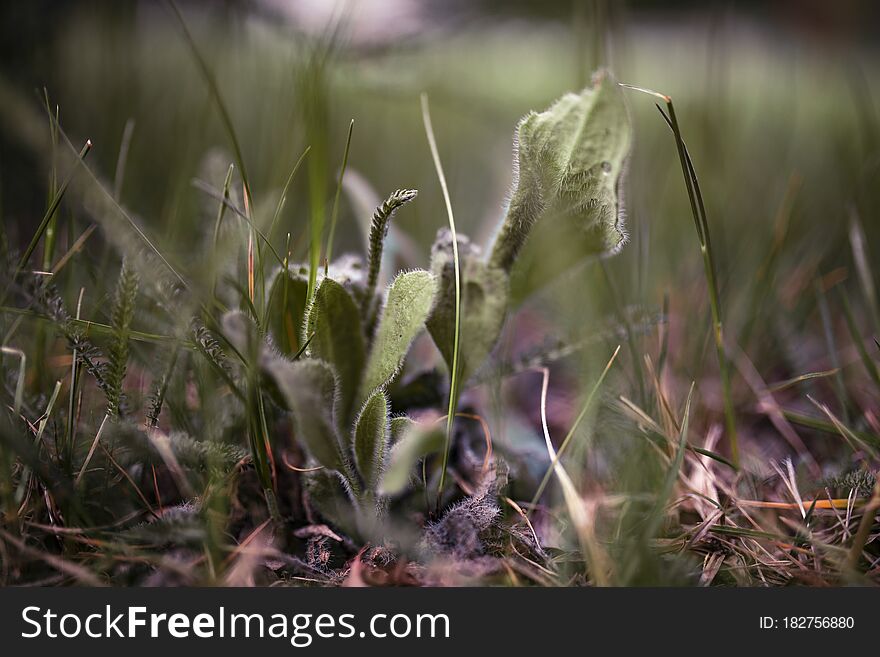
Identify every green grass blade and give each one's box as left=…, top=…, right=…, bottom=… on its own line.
left=167, top=0, right=251, bottom=203
left=325, top=119, right=354, bottom=264
left=267, top=146, right=310, bottom=243
left=0, top=346, right=25, bottom=415
left=17, top=139, right=91, bottom=271
left=621, top=82, right=738, bottom=467
left=839, top=288, right=880, bottom=390
left=530, top=345, right=620, bottom=511
left=421, top=93, right=462, bottom=507
left=815, top=279, right=851, bottom=422
left=645, top=382, right=695, bottom=539
left=538, top=366, right=610, bottom=584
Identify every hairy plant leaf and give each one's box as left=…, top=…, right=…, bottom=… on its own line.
left=302, top=468, right=359, bottom=536
left=266, top=358, right=343, bottom=471
left=489, top=70, right=632, bottom=302
left=390, top=415, right=414, bottom=444
left=220, top=309, right=260, bottom=360
left=353, top=389, right=389, bottom=491
left=306, top=277, right=366, bottom=423
left=427, top=230, right=508, bottom=385
left=378, top=421, right=445, bottom=496
left=359, top=269, right=437, bottom=403
left=316, top=253, right=367, bottom=292
left=266, top=269, right=309, bottom=355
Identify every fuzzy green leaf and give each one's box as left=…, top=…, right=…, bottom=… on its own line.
left=353, top=389, right=389, bottom=491
left=427, top=230, right=508, bottom=385
left=390, top=415, right=413, bottom=444
left=359, top=269, right=437, bottom=402
left=306, top=278, right=366, bottom=423
left=302, top=468, right=359, bottom=537
left=266, top=269, right=309, bottom=356
left=489, top=70, right=632, bottom=301
left=266, top=358, right=343, bottom=471
left=221, top=310, right=260, bottom=359
left=378, top=421, right=445, bottom=496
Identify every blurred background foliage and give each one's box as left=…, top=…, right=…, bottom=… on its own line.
left=3, top=1, right=877, bottom=258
